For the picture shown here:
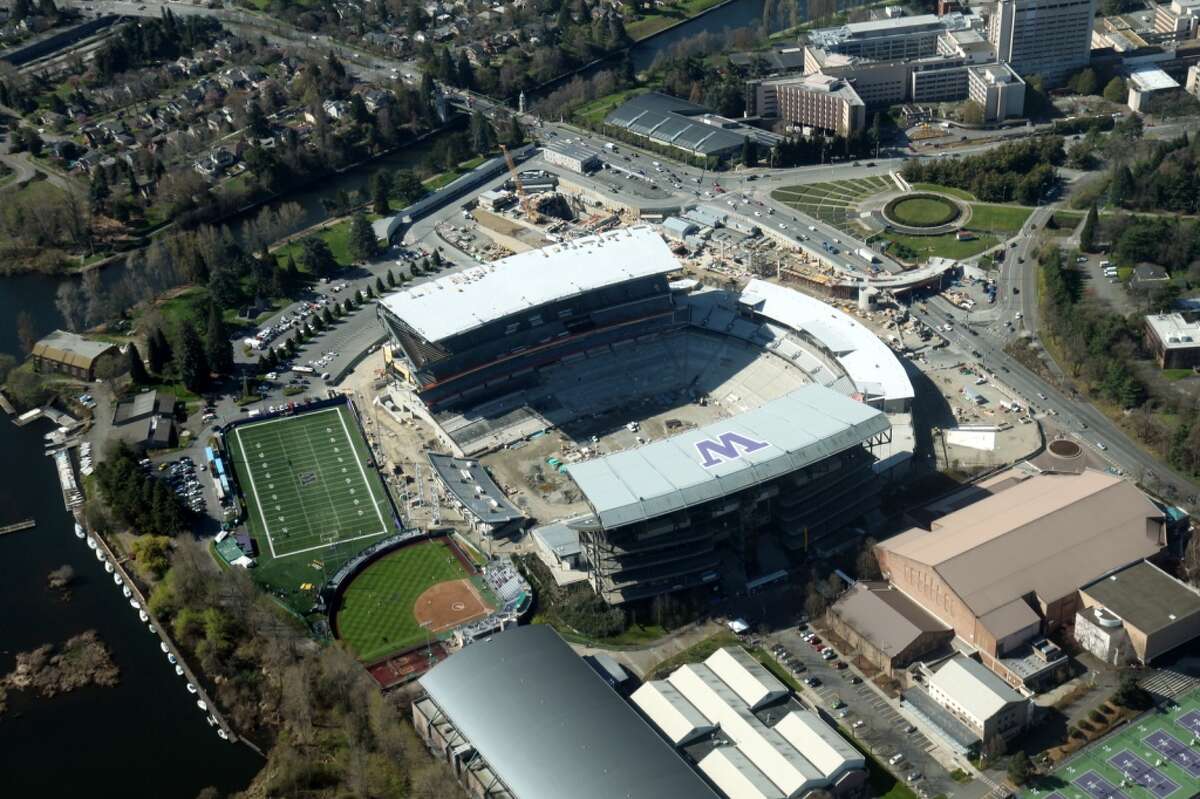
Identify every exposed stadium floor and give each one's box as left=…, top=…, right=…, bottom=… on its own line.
left=438, top=328, right=814, bottom=454
left=225, top=404, right=395, bottom=608
left=334, top=538, right=494, bottom=664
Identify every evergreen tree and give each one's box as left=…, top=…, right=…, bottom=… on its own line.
left=126, top=342, right=150, bottom=385
left=174, top=321, right=209, bottom=392
left=285, top=254, right=301, bottom=291
left=1110, top=164, right=1134, bottom=206
left=741, top=138, right=758, bottom=167
left=1080, top=204, right=1098, bottom=253
left=204, top=302, right=233, bottom=376
left=89, top=170, right=110, bottom=213
left=369, top=171, right=392, bottom=215
left=375, top=276, right=385, bottom=294
left=386, top=268, right=396, bottom=288
left=348, top=212, right=378, bottom=262
left=146, top=326, right=171, bottom=375
left=301, top=236, right=337, bottom=276
left=322, top=306, right=334, bottom=325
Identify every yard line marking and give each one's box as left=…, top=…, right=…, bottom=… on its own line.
left=236, top=424, right=278, bottom=560
left=338, top=407, right=388, bottom=534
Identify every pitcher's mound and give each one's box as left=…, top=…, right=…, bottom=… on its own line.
left=413, top=579, right=492, bottom=633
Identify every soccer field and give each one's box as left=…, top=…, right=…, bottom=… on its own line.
left=226, top=405, right=393, bottom=561
left=1026, top=686, right=1200, bottom=799
left=335, top=540, right=488, bottom=663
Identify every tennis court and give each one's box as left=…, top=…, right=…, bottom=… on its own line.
left=226, top=404, right=393, bottom=560
left=1027, top=685, right=1200, bottom=799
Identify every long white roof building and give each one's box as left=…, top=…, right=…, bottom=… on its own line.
left=633, top=646, right=866, bottom=799
left=377, top=225, right=677, bottom=344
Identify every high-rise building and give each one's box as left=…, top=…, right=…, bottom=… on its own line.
left=986, top=0, right=1096, bottom=84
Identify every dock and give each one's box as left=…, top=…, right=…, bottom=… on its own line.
left=0, top=518, right=35, bottom=535
left=0, top=390, right=15, bottom=416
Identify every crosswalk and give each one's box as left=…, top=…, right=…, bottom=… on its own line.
left=1140, top=670, right=1200, bottom=699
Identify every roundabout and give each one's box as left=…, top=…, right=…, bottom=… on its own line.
left=881, top=193, right=967, bottom=233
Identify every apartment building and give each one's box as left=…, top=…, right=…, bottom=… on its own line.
left=967, top=63, right=1026, bottom=121
left=987, top=0, right=1097, bottom=83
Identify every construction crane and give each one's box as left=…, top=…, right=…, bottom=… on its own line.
left=499, top=143, right=540, bottom=223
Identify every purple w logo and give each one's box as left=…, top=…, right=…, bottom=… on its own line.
left=695, top=432, right=769, bottom=468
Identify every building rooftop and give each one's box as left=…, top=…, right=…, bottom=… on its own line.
left=31, top=330, right=118, bottom=370
left=427, top=452, right=525, bottom=525
left=605, top=92, right=781, bottom=157
left=543, top=140, right=600, bottom=164
left=765, top=73, right=866, bottom=106
left=378, top=226, right=678, bottom=344
left=566, top=384, right=888, bottom=530
left=831, top=581, right=951, bottom=657
left=739, top=279, right=914, bottom=405
left=1146, top=313, right=1200, bottom=349
left=1128, top=65, right=1180, bottom=92
left=968, top=62, right=1024, bottom=86
left=929, top=655, right=1025, bottom=722
left=113, top=390, right=176, bottom=425
left=418, top=625, right=718, bottom=799
left=878, top=470, right=1165, bottom=619
left=1081, top=560, right=1200, bottom=636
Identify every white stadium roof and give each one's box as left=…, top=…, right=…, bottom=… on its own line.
left=378, top=226, right=678, bottom=344
left=567, top=384, right=888, bottom=529
left=739, top=279, right=913, bottom=405
left=775, top=711, right=865, bottom=779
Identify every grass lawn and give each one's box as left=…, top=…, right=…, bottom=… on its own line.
left=1049, top=211, right=1084, bottom=235
left=625, top=0, right=726, bottom=40
left=889, top=196, right=959, bottom=226
left=335, top=539, right=469, bottom=662
left=1163, top=369, right=1196, bottom=381
left=274, top=216, right=360, bottom=269
left=650, top=630, right=741, bottom=678
left=908, top=183, right=977, bottom=201
left=224, top=402, right=397, bottom=613
left=575, top=87, right=649, bottom=125
left=1024, top=685, right=1200, bottom=799
left=883, top=230, right=999, bottom=261
left=966, top=203, right=1034, bottom=233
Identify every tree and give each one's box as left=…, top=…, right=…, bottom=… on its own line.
left=960, top=100, right=985, bottom=126
left=804, top=583, right=828, bottom=621
left=204, top=303, right=233, bottom=376
left=369, top=171, right=392, bottom=215
left=1113, top=671, right=1152, bottom=709
left=1110, top=164, right=1134, bottom=206
left=1007, top=751, right=1031, bottom=785
left=1074, top=68, right=1099, bottom=97
left=301, top=237, right=337, bottom=277
left=146, top=326, right=172, bottom=375
left=394, top=169, right=427, bottom=205
left=174, top=321, right=209, bottom=392
left=16, top=310, right=36, bottom=355
left=386, top=269, right=396, bottom=288
left=1080, top=204, right=1098, bottom=253
left=131, top=535, right=172, bottom=578
left=375, top=276, right=385, bottom=294
left=89, top=170, right=110, bottom=214
left=1103, top=77, right=1127, bottom=104
left=348, top=212, right=378, bottom=263
left=855, top=537, right=880, bottom=580
left=126, top=342, right=150, bottom=385
left=740, top=138, right=758, bottom=167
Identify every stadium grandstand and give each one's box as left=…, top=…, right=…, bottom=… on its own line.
left=634, top=645, right=868, bottom=798
left=561, top=385, right=891, bottom=604
left=377, top=226, right=681, bottom=413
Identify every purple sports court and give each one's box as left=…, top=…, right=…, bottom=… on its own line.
left=1076, top=769, right=1132, bottom=799
left=1145, top=729, right=1200, bottom=779
left=1107, top=751, right=1179, bottom=799
left=1176, top=710, right=1200, bottom=737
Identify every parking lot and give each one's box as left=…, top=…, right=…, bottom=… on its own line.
left=768, top=625, right=993, bottom=799
left=145, top=454, right=209, bottom=516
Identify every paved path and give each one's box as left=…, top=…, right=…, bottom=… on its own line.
left=568, top=620, right=724, bottom=679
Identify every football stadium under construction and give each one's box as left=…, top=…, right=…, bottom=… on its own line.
left=377, top=226, right=914, bottom=605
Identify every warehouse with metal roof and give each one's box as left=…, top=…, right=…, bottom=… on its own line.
left=31, top=330, right=122, bottom=381
left=634, top=646, right=867, bottom=799
left=413, top=624, right=718, bottom=799
left=604, top=92, right=783, bottom=159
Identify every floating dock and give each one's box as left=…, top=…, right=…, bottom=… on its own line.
left=0, top=519, right=35, bottom=535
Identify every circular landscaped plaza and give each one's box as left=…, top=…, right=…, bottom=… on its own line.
left=883, top=194, right=963, bottom=228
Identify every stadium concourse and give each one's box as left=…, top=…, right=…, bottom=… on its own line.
left=376, top=226, right=916, bottom=606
